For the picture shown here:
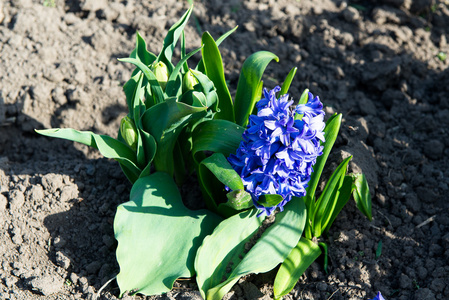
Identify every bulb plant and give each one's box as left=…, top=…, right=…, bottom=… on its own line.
left=36, top=6, right=373, bottom=299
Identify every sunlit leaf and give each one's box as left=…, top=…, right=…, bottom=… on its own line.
left=273, top=238, right=321, bottom=299
left=114, top=173, right=221, bottom=296
left=234, top=51, right=279, bottom=127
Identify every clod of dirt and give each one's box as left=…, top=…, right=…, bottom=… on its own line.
left=28, top=275, right=64, bottom=296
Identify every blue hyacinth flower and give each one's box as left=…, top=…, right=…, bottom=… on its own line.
left=369, top=292, right=385, bottom=300
left=228, top=86, right=325, bottom=216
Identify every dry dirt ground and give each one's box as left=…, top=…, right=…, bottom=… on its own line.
left=1, top=0, right=449, bottom=299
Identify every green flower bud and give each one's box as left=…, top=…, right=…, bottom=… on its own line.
left=183, top=69, right=199, bottom=93
left=120, top=116, right=138, bottom=151
left=151, top=61, right=169, bottom=91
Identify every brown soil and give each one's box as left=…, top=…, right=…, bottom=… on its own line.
left=1, top=0, right=448, bottom=299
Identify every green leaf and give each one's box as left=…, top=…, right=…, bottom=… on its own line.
left=114, top=173, right=221, bottom=296
left=197, top=196, right=307, bottom=300
left=137, top=129, right=157, bottom=178
left=201, top=32, right=234, bottom=122
left=118, top=57, right=165, bottom=104
left=130, top=32, right=157, bottom=66
left=273, top=238, right=321, bottom=299
left=279, top=67, right=297, bottom=97
left=294, top=88, right=310, bottom=121
left=36, top=128, right=141, bottom=183
left=192, top=119, right=244, bottom=165
left=157, top=6, right=193, bottom=69
left=305, top=113, right=342, bottom=217
left=141, top=97, right=208, bottom=176
left=165, top=46, right=203, bottom=97
left=123, top=72, right=143, bottom=118
left=198, top=153, right=245, bottom=216
left=181, top=31, right=188, bottom=73
left=196, top=26, right=238, bottom=73
left=200, top=153, right=244, bottom=191
left=318, top=242, right=329, bottom=274
left=258, top=194, right=284, bottom=208
left=375, top=240, right=382, bottom=259
left=234, top=51, right=279, bottom=127
left=323, top=175, right=355, bottom=234
left=298, top=88, right=309, bottom=105
left=352, top=173, right=372, bottom=221
left=190, top=69, right=219, bottom=111
left=312, top=156, right=352, bottom=238
left=195, top=209, right=263, bottom=300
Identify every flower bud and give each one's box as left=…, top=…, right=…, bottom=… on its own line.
left=182, top=69, right=199, bottom=93
left=120, top=116, right=138, bottom=151
left=151, top=61, right=169, bottom=91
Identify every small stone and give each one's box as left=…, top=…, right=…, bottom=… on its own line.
left=415, top=288, right=435, bottom=300
left=69, top=272, right=79, bottom=285
left=4, top=276, right=18, bottom=288
left=26, top=185, right=44, bottom=202
left=102, top=235, right=114, bottom=248
left=241, top=282, right=264, bottom=299
left=358, top=97, right=377, bottom=116
left=81, top=0, right=108, bottom=11
left=59, top=185, right=78, bottom=202
left=424, top=140, right=444, bottom=160
left=41, top=174, right=64, bottom=193
left=85, top=261, right=102, bottom=274
left=9, top=190, right=25, bottom=210
left=343, top=7, right=360, bottom=23
left=29, top=276, right=63, bottom=296
left=56, top=251, right=71, bottom=269
left=53, top=236, right=66, bottom=248
left=399, top=273, right=411, bottom=289
left=0, top=193, right=7, bottom=210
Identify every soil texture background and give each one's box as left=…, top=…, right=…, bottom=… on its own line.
left=1, top=0, right=449, bottom=299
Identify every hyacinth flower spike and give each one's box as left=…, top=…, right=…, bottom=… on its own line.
left=228, top=86, right=325, bottom=216
left=369, top=292, right=385, bottom=300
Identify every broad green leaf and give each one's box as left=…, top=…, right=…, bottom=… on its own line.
left=165, top=46, right=203, bottom=97
left=198, top=153, right=245, bottom=216
left=141, top=98, right=208, bottom=142
left=305, top=113, right=342, bottom=213
left=234, top=51, right=279, bottom=127
left=273, top=237, right=321, bottom=299
left=200, top=196, right=307, bottom=300
left=324, top=175, right=355, bottom=234
left=279, top=67, right=297, bottom=97
left=258, top=194, right=284, bottom=208
left=141, top=97, right=208, bottom=175
left=137, top=129, right=157, bottom=178
left=130, top=31, right=157, bottom=66
left=192, top=119, right=244, bottom=165
left=123, top=72, right=143, bottom=118
left=353, top=173, right=372, bottom=221
left=200, top=153, right=244, bottom=191
left=157, top=6, right=193, bottom=70
left=181, top=31, right=188, bottom=73
left=201, top=32, right=234, bottom=122
left=190, top=69, right=219, bottom=111
left=196, top=26, right=238, bottom=73
left=195, top=209, right=263, bottom=300
left=118, top=57, right=165, bottom=104
left=312, top=156, right=352, bottom=238
left=130, top=74, right=146, bottom=168
left=114, top=173, right=221, bottom=297
left=36, top=129, right=141, bottom=183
